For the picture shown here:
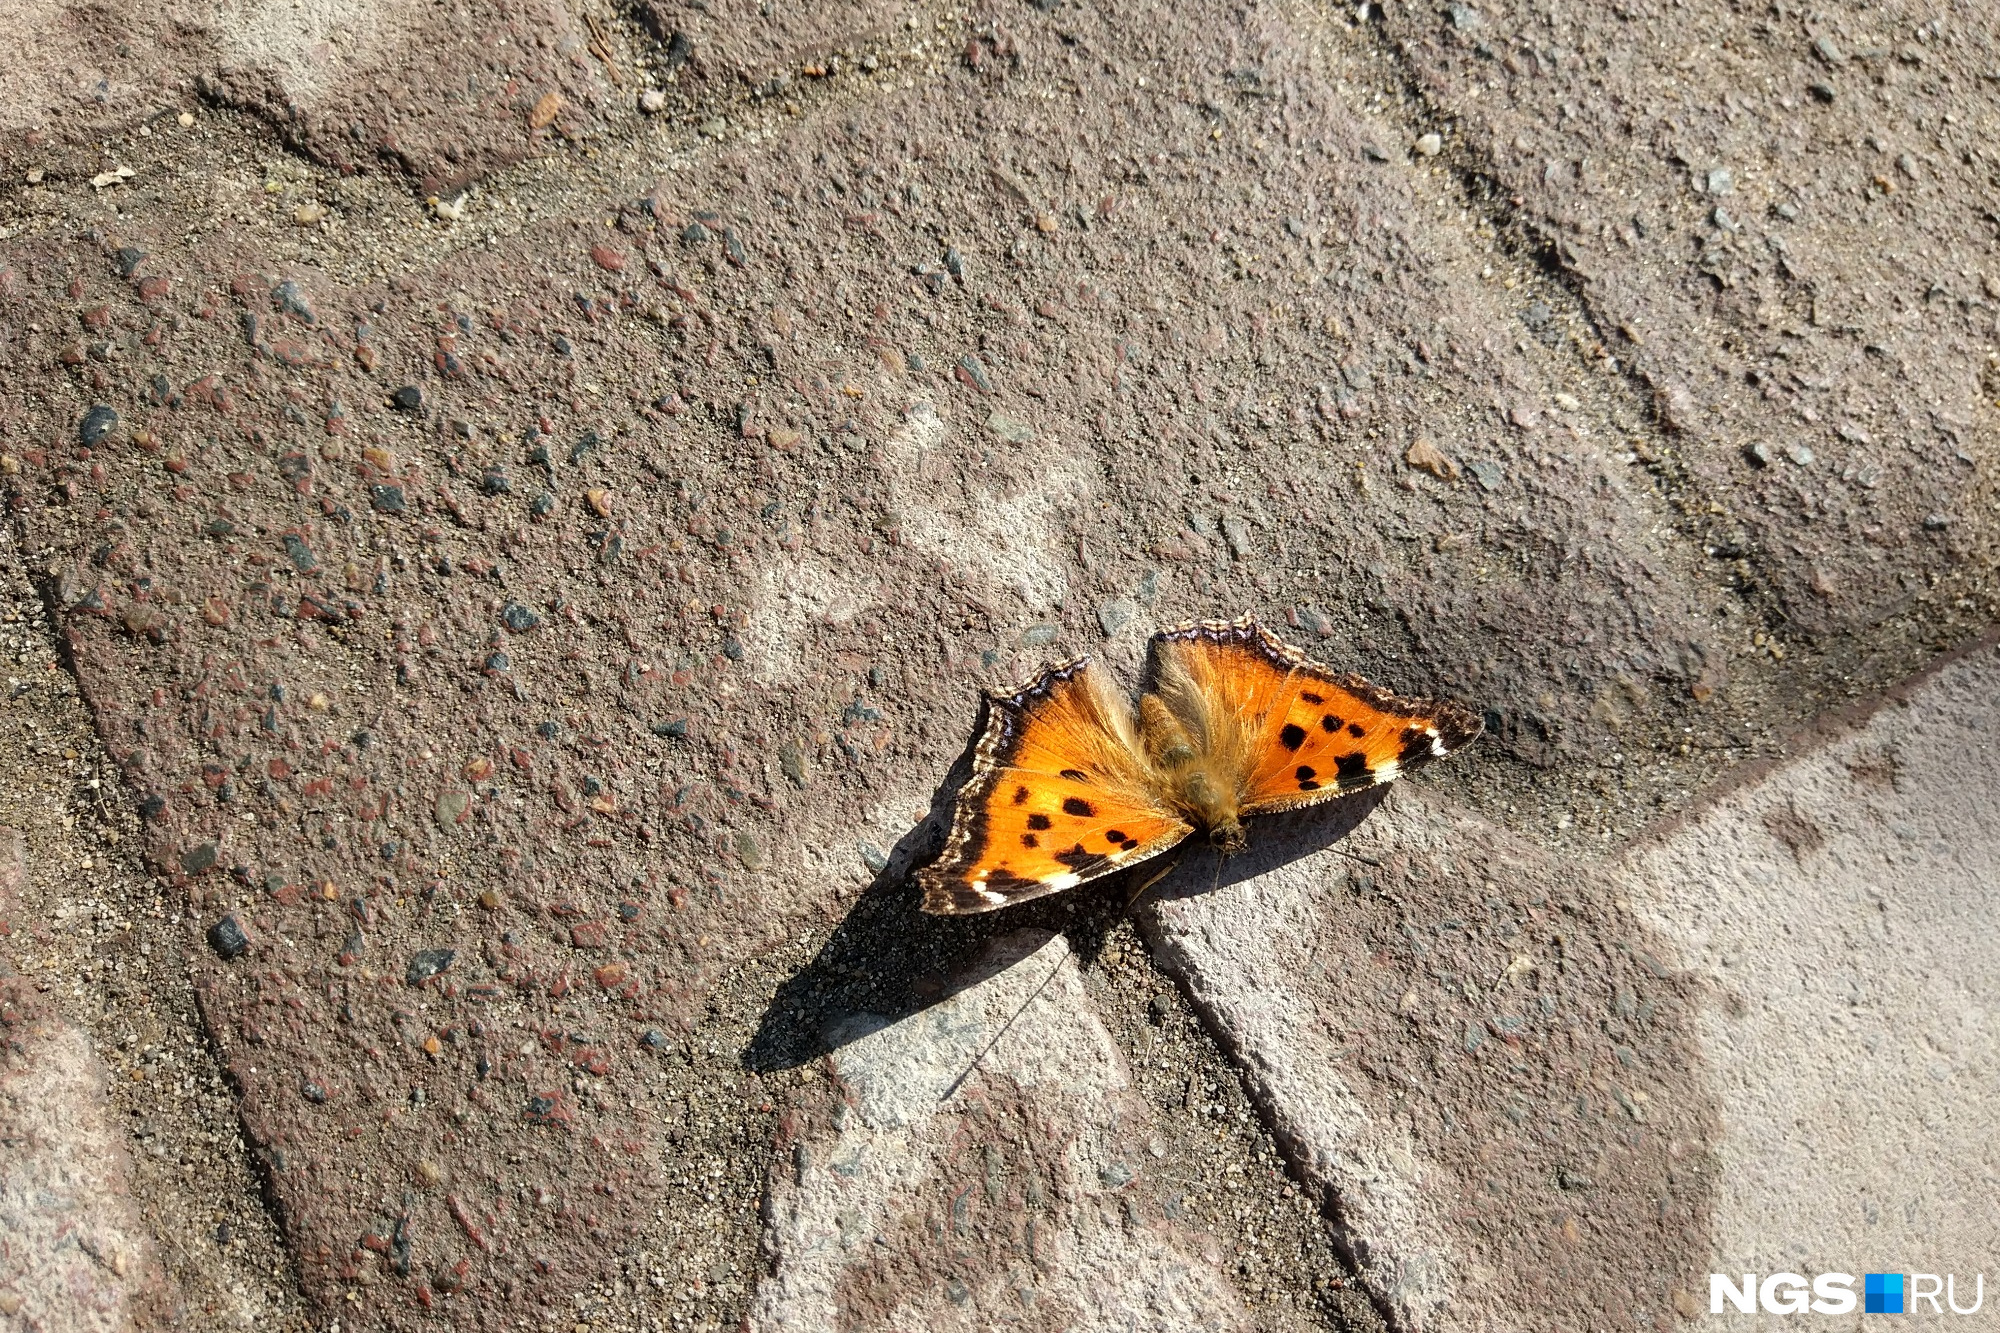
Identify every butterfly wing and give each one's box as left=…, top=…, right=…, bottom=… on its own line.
left=1146, top=617, right=1482, bottom=817
left=918, top=658, right=1193, bottom=915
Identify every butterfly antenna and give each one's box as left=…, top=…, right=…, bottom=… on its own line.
left=939, top=943, right=1072, bottom=1104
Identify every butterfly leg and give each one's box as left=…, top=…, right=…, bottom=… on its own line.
left=1122, top=851, right=1184, bottom=915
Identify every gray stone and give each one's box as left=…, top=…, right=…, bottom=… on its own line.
left=983, top=411, right=1036, bottom=444
left=1623, top=640, right=2000, bottom=1280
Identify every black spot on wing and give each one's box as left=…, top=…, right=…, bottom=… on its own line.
left=1012, top=785, right=1030, bottom=805
left=1347, top=723, right=1366, bottom=739
left=981, top=867, right=1047, bottom=896
left=1333, top=752, right=1371, bottom=788
left=1054, top=843, right=1101, bottom=871
left=1299, top=779, right=1321, bottom=791
left=1398, top=726, right=1431, bottom=766
left=1105, top=828, right=1127, bottom=843
left=1062, top=796, right=1095, bottom=818
left=1059, top=768, right=1089, bottom=782
left=1300, top=690, right=1325, bottom=705
left=1321, top=713, right=1344, bottom=733
left=1278, top=723, right=1308, bottom=751
left=1021, top=833, right=1039, bottom=849
left=1120, top=838, right=1139, bottom=850
left=1026, top=813, right=1052, bottom=831
left=1296, top=765, right=1316, bottom=782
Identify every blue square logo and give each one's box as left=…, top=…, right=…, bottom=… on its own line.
left=1865, top=1273, right=1905, bottom=1314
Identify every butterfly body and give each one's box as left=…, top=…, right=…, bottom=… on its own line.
left=918, top=617, right=1482, bottom=915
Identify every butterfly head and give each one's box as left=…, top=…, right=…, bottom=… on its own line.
left=1205, top=817, right=1247, bottom=855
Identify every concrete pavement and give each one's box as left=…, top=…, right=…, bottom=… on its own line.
left=0, top=0, right=1994, bottom=1326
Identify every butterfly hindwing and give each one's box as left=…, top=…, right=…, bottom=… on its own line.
left=1149, top=618, right=1483, bottom=817
left=918, top=658, right=1193, bottom=915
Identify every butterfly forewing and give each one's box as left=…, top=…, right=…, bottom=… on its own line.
left=918, top=659, right=1192, bottom=915
left=1149, top=618, right=1483, bottom=817
left=1242, top=669, right=1482, bottom=813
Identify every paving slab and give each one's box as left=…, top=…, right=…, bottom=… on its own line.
left=1142, top=790, right=1718, bottom=1333
left=1623, top=632, right=2000, bottom=1286
left=0, top=827, right=168, bottom=1332
left=0, top=543, right=309, bottom=1332
left=201, top=0, right=619, bottom=196
left=754, top=929, right=1250, bottom=1331
left=1382, top=0, right=2000, bottom=656
left=0, top=0, right=908, bottom=196
left=0, top=0, right=204, bottom=150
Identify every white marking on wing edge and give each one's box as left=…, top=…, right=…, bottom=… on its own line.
left=1372, top=759, right=1402, bottom=784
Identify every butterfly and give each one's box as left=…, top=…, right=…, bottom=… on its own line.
left=917, top=616, right=1483, bottom=914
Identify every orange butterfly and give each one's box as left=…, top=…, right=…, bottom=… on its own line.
left=917, top=616, right=1482, bottom=914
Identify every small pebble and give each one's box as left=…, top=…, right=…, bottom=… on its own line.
left=778, top=742, right=809, bottom=786
left=79, top=404, right=119, bottom=445
left=406, top=948, right=456, bottom=986
left=1219, top=514, right=1252, bottom=558
left=639, top=88, right=668, bottom=114
left=1414, top=132, right=1442, bottom=156
left=390, top=384, right=424, bottom=412
left=208, top=914, right=249, bottom=960
left=1786, top=443, right=1814, bottom=466
left=984, top=412, right=1035, bottom=444
left=294, top=201, right=325, bottom=226
left=1405, top=435, right=1458, bottom=480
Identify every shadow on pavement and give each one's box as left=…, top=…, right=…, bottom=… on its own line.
left=741, top=709, right=1391, bottom=1074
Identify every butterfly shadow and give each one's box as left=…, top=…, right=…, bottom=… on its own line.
left=741, top=697, right=1114, bottom=1075
left=740, top=703, right=1394, bottom=1076
left=1142, top=786, right=1390, bottom=906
